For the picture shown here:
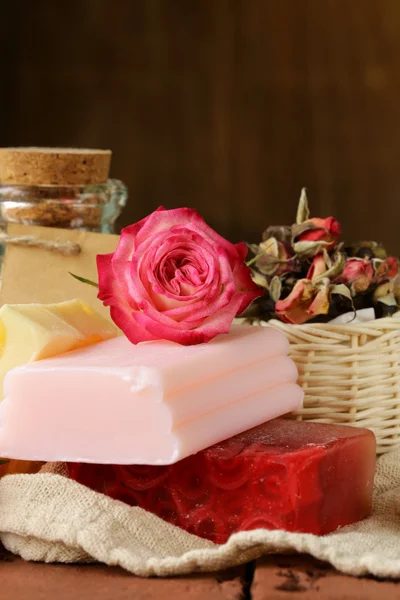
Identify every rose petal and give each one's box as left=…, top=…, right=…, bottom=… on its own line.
left=110, top=306, right=158, bottom=344
left=114, top=207, right=167, bottom=263
left=307, top=284, right=330, bottom=317
left=97, top=253, right=116, bottom=306
left=133, top=295, right=244, bottom=345
left=232, top=259, right=263, bottom=314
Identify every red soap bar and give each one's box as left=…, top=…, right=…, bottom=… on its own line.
left=68, top=419, right=376, bottom=544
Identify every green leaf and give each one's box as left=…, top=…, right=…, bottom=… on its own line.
left=69, top=272, right=99, bottom=288
left=0, top=459, right=9, bottom=465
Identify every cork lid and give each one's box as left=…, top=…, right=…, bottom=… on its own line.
left=0, top=147, right=112, bottom=186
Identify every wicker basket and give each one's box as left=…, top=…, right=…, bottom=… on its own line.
left=263, top=312, right=400, bottom=454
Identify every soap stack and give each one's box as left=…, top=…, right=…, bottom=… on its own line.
left=0, top=302, right=376, bottom=543
left=0, top=324, right=302, bottom=464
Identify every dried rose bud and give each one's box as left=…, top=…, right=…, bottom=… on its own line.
left=337, top=258, right=374, bottom=295
left=275, top=278, right=330, bottom=324
left=307, top=254, right=329, bottom=280
left=255, top=237, right=293, bottom=276
left=262, top=225, right=292, bottom=244
left=307, top=251, right=345, bottom=282
left=292, top=217, right=342, bottom=257
left=374, top=257, right=399, bottom=282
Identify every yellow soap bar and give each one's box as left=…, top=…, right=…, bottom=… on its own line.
left=0, top=299, right=117, bottom=399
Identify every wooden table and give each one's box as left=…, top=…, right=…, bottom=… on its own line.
left=1, top=548, right=399, bottom=599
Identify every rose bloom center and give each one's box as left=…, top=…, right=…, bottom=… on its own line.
left=159, top=252, right=208, bottom=296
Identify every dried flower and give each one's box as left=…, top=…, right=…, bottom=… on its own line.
left=250, top=270, right=269, bottom=290
left=374, top=257, right=399, bottom=282
left=248, top=189, right=399, bottom=324
left=394, top=275, right=400, bottom=304
left=345, top=241, right=387, bottom=260
left=307, top=251, right=345, bottom=282
left=275, top=278, right=330, bottom=324
left=269, top=276, right=282, bottom=302
left=337, top=258, right=374, bottom=295
left=307, top=254, right=328, bottom=281
left=373, top=280, right=393, bottom=302
left=262, top=225, right=292, bottom=244
left=253, top=237, right=293, bottom=276
left=292, top=217, right=342, bottom=257
left=373, top=281, right=398, bottom=317
left=296, top=187, right=311, bottom=224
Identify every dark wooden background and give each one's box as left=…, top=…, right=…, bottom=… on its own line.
left=1, top=0, right=400, bottom=251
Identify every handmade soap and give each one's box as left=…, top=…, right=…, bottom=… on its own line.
left=0, top=300, right=117, bottom=399
left=0, top=325, right=303, bottom=464
left=68, top=419, right=376, bottom=544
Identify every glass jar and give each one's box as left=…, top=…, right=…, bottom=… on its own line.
left=0, top=178, right=128, bottom=279
left=0, top=178, right=128, bottom=235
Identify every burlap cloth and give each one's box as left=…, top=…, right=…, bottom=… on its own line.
left=0, top=451, right=399, bottom=578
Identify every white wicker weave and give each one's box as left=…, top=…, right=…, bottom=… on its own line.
left=257, top=313, right=400, bottom=454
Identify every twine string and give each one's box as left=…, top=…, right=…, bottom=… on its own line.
left=0, top=233, right=81, bottom=256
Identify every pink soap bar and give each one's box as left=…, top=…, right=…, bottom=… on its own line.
left=69, top=419, right=376, bottom=544
left=0, top=326, right=303, bottom=464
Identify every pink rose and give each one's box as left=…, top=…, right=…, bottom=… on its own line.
left=97, top=207, right=262, bottom=345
